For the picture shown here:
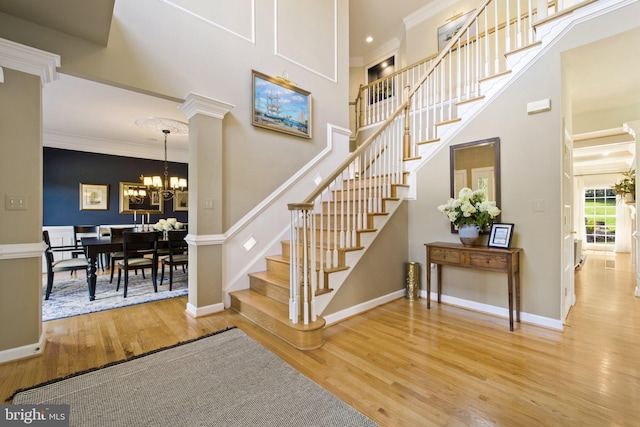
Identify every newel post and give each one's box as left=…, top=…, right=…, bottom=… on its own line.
left=403, top=84, right=412, bottom=159
left=288, top=202, right=316, bottom=325
left=357, top=84, right=364, bottom=130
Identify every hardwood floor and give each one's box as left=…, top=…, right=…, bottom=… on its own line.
left=2, top=251, right=639, bottom=425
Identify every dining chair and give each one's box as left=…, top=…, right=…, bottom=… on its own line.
left=116, top=231, right=159, bottom=298
left=160, top=229, right=188, bottom=290
left=43, top=230, right=89, bottom=300
left=72, top=225, right=102, bottom=269
left=109, top=226, right=136, bottom=283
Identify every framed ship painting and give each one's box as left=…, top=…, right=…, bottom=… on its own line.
left=252, top=70, right=312, bottom=139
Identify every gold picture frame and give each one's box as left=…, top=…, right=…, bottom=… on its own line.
left=252, top=70, right=312, bottom=139
left=79, top=183, right=109, bottom=211
left=119, top=182, right=164, bottom=214
left=437, top=10, right=476, bottom=51
left=174, top=190, right=188, bottom=211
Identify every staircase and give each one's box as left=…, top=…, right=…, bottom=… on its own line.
left=230, top=0, right=622, bottom=349
left=230, top=175, right=408, bottom=350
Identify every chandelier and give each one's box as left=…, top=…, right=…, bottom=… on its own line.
left=135, top=117, right=188, bottom=201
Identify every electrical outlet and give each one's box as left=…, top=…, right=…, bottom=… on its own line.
left=204, top=198, right=214, bottom=209
left=5, top=194, right=28, bottom=210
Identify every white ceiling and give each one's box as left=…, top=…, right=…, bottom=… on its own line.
left=1, top=0, right=639, bottom=173
left=43, top=74, right=189, bottom=162
left=349, top=0, right=439, bottom=62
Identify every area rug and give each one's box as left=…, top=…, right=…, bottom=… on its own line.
left=42, top=270, right=188, bottom=322
left=11, top=327, right=377, bottom=427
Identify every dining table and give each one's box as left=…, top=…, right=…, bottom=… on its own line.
left=81, top=233, right=170, bottom=301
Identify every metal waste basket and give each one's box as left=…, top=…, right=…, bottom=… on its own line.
left=405, top=262, right=421, bottom=301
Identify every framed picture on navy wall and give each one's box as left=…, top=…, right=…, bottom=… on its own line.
left=79, top=183, right=109, bottom=211
left=174, top=191, right=188, bottom=212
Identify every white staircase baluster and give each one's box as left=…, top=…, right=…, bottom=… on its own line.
left=289, top=0, right=591, bottom=326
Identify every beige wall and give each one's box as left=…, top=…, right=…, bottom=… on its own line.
left=0, top=1, right=350, bottom=356
left=0, top=0, right=350, bottom=229
left=324, top=201, right=409, bottom=315
left=409, top=52, right=564, bottom=319
left=0, top=68, right=43, bottom=352
left=404, top=0, right=477, bottom=65
left=404, top=0, right=640, bottom=322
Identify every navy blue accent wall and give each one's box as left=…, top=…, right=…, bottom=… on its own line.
left=43, top=148, right=188, bottom=226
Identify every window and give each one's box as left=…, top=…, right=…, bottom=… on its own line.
left=584, top=188, right=616, bottom=245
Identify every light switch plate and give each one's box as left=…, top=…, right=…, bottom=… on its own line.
left=5, top=194, right=28, bottom=210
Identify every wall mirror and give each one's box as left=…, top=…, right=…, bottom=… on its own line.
left=119, top=181, right=164, bottom=214
left=450, top=137, right=501, bottom=232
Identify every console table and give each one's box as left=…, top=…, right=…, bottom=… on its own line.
left=425, top=242, right=522, bottom=331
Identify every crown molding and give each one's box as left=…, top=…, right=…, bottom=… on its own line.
left=180, top=92, right=235, bottom=120
left=0, top=37, right=60, bottom=85
left=43, top=131, right=188, bottom=163
left=403, top=1, right=451, bottom=31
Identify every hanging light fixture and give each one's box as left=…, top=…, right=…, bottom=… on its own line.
left=135, top=117, right=188, bottom=201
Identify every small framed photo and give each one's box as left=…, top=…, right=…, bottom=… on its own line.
left=80, top=183, right=109, bottom=210
left=174, top=190, right=188, bottom=211
left=488, top=223, right=514, bottom=249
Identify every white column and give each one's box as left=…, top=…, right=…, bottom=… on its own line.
left=0, top=37, right=59, bottom=362
left=179, top=93, right=234, bottom=316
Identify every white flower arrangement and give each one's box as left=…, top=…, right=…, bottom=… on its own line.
left=437, top=187, right=501, bottom=231
left=152, top=218, right=184, bottom=231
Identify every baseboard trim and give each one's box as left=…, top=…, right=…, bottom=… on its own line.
left=428, top=291, right=564, bottom=330
left=323, top=289, right=405, bottom=326
left=322, top=288, right=563, bottom=330
left=186, top=302, right=225, bottom=318
left=0, top=331, right=46, bottom=365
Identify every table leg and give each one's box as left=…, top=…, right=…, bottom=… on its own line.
left=436, top=264, right=442, bottom=303
left=426, top=260, right=431, bottom=309
left=507, top=258, right=514, bottom=331
left=515, top=268, right=521, bottom=323
left=86, top=255, right=98, bottom=301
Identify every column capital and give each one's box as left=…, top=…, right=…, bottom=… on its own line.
left=179, top=92, right=235, bottom=120
left=0, top=37, right=60, bottom=86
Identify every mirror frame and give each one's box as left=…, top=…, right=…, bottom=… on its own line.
left=119, top=181, right=164, bottom=214
left=449, top=137, right=501, bottom=233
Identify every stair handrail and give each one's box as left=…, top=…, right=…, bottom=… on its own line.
left=296, top=98, right=408, bottom=206
left=288, top=0, right=496, bottom=327
left=298, top=0, right=493, bottom=206
left=356, top=0, right=497, bottom=131
left=288, top=0, right=601, bottom=326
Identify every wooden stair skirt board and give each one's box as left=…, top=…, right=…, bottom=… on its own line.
left=230, top=289, right=325, bottom=351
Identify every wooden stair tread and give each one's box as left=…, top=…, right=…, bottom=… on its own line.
left=249, top=270, right=289, bottom=288
left=231, top=289, right=325, bottom=332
